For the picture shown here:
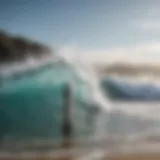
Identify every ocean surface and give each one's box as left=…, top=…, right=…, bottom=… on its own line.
left=0, top=60, right=160, bottom=156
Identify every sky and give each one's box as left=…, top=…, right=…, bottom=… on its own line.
left=0, top=0, right=160, bottom=64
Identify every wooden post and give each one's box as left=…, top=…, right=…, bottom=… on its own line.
left=61, top=82, right=73, bottom=148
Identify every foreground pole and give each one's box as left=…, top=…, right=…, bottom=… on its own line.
left=62, top=82, right=73, bottom=148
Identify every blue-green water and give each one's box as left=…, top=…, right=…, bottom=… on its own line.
left=1, top=62, right=160, bottom=153
left=0, top=62, right=99, bottom=145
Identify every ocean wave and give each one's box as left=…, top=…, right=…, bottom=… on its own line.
left=101, top=76, right=160, bottom=100
left=0, top=61, right=159, bottom=153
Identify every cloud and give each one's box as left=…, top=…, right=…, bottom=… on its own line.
left=137, top=20, right=160, bottom=30
left=130, top=3, right=160, bottom=31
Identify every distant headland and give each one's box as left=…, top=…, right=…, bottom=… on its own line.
left=0, top=30, right=52, bottom=63
left=96, top=63, right=160, bottom=76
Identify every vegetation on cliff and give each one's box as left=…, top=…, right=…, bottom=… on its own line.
left=0, top=30, right=51, bottom=63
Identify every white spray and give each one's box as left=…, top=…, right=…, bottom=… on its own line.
left=57, top=51, right=111, bottom=159
left=57, top=52, right=111, bottom=112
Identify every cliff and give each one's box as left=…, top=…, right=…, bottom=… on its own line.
left=0, top=30, right=52, bottom=63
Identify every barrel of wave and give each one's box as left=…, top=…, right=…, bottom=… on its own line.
left=0, top=64, right=78, bottom=148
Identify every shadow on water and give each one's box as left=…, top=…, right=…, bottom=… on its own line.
left=0, top=110, right=12, bottom=146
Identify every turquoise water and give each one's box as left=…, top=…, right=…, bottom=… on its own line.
left=0, top=62, right=95, bottom=144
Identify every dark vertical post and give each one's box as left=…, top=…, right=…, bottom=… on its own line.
left=62, top=82, right=73, bottom=148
